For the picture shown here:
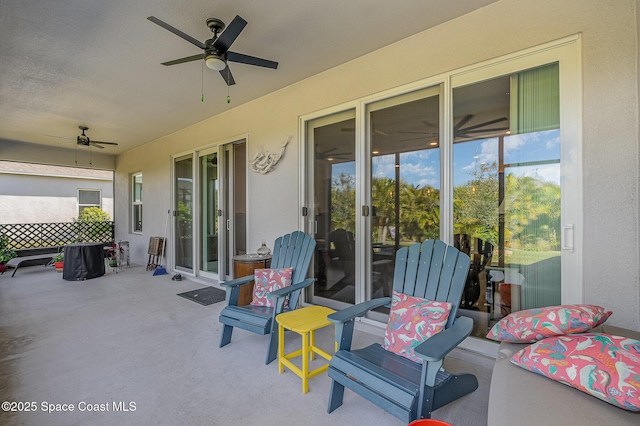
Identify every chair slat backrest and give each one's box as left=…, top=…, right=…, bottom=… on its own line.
left=392, top=240, right=470, bottom=328
left=270, top=231, right=316, bottom=285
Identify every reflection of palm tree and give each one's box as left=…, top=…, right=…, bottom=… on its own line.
left=505, top=174, right=560, bottom=250
left=400, top=183, right=439, bottom=242
left=331, top=172, right=356, bottom=233
left=454, top=162, right=499, bottom=244
left=371, top=177, right=395, bottom=243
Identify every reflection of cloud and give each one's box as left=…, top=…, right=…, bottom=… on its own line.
left=416, top=178, right=438, bottom=187
left=504, top=134, right=527, bottom=158
left=479, top=139, right=498, bottom=163
left=546, top=133, right=560, bottom=150
left=411, top=150, right=436, bottom=161
left=373, top=151, right=440, bottom=182
left=373, top=155, right=395, bottom=178
left=504, top=129, right=560, bottom=162
left=402, top=162, right=436, bottom=177
left=507, top=164, right=560, bottom=184
left=456, top=138, right=499, bottom=173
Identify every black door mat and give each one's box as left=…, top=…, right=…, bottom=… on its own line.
left=177, top=286, right=226, bottom=306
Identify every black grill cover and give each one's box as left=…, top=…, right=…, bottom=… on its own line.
left=63, top=243, right=105, bottom=281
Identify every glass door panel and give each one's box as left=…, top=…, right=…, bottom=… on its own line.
left=367, top=88, right=441, bottom=313
left=199, top=151, right=219, bottom=276
left=309, top=110, right=356, bottom=308
left=220, top=141, right=246, bottom=280
left=174, top=155, right=194, bottom=272
left=233, top=143, right=247, bottom=256
left=453, top=63, right=561, bottom=338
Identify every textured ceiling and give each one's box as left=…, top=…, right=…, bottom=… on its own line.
left=0, top=0, right=497, bottom=156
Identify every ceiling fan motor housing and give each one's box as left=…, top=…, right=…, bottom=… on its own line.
left=206, top=18, right=225, bottom=34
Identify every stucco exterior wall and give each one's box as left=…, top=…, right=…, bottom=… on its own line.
left=0, top=173, right=114, bottom=224
left=115, top=0, right=640, bottom=330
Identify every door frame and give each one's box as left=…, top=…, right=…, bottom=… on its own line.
left=197, top=146, right=220, bottom=281
left=218, top=137, right=248, bottom=281
left=170, top=133, right=249, bottom=281
left=299, top=35, right=583, bottom=354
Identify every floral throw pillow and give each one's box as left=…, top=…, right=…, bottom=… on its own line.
left=486, top=304, right=612, bottom=343
left=382, top=290, right=452, bottom=364
left=250, top=268, right=293, bottom=308
left=510, top=333, right=640, bottom=411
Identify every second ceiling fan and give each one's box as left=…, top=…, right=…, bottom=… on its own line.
left=147, top=14, right=278, bottom=86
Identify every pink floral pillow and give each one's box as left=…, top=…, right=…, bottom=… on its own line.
left=382, top=290, right=452, bottom=364
left=250, top=268, right=293, bottom=308
left=511, top=333, right=640, bottom=411
left=486, top=304, right=612, bottom=343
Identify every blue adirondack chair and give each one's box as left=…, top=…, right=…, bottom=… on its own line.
left=219, top=231, right=316, bottom=364
left=326, top=239, right=477, bottom=423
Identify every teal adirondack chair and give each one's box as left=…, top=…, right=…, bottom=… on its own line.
left=219, top=231, right=316, bottom=364
left=327, top=239, right=477, bottom=423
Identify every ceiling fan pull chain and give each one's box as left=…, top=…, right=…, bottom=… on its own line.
left=201, top=60, right=204, bottom=102
left=226, top=67, right=231, bottom=103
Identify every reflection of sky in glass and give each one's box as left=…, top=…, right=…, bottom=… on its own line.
left=332, top=161, right=355, bottom=182
left=454, top=129, right=560, bottom=185
left=371, top=149, right=440, bottom=189
left=504, top=129, right=560, bottom=165
left=333, top=129, right=560, bottom=187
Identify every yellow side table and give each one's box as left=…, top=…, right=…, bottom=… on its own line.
left=276, top=305, right=336, bottom=394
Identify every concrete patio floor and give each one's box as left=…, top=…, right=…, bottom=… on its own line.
left=0, top=264, right=493, bottom=426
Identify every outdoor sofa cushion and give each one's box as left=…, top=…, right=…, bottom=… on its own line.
left=486, top=304, right=612, bottom=343
left=510, top=333, right=640, bottom=411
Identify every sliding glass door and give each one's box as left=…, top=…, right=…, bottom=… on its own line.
left=366, top=87, right=441, bottom=314
left=174, top=154, right=194, bottom=273
left=199, top=149, right=219, bottom=277
left=307, top=110, right=357, bottom=308
left=453, top=63, right=563, bottom=338
left=306, top=87, right=441, bottom=311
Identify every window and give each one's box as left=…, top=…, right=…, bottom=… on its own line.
left=132, top=173, right=142, bottom=233
left=78, top=189, right=101, bottom=214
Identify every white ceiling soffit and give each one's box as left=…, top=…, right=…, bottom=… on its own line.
left=0, top=0, right=497, bottom=155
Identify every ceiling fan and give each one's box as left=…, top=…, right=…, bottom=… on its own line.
left=453, top=115, right=509, bottom=139
left=315, top=146, right=352, bottom=162
left=398, top=115, right=509, bottom=142
left=47, top=126, right=118, bottom=149
left=147, top=14, right=278, bottom=86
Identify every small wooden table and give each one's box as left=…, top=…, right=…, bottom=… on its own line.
left=276, top=305, right=336, bottom=394
left=232, top=254, right=272, bottom=306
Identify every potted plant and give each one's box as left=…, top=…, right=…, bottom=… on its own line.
left=0, top=234, right=17, bottom=273
left=53, top=252, right=64, bottom=272
left=107, top=244, right=121, bottom=267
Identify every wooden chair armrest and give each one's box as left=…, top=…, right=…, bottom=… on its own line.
left=327, top=297, right=392, bottom=324
left=268, top=278, right=315, bottom=299
left=219, top=275, right=254, bottom=288
left=414, top=316, right=473, bottom=362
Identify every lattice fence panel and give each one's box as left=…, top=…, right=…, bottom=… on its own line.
left=0, top=222, right=114, bottom=250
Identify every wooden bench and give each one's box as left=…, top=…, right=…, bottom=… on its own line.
left=2, top=253, right=55, bottom=277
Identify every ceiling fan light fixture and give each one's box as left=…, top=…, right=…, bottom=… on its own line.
left=205, top=53, right=226, bottom=71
